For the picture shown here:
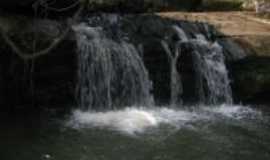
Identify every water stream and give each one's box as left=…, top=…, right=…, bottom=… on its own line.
left=161, top=25, right=232, bottom=105
left=1, top=104, right=270, bottom=160
left=191, top=34, right=233, bottom=104
left=74, top=23, right=153, bottom=110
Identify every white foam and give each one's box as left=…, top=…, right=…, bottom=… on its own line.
left=203, top=104, right=262, bottom=120
left=68, top=105, right=261, bottom=135
left=68, top=107, right=199, bottom=135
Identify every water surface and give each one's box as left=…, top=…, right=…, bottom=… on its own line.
left=1, top=105, right=270, bottom=160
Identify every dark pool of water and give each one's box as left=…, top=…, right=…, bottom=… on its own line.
left=1, top=105, right=270, bottom=160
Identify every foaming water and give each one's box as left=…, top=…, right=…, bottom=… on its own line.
left=203, top=104, right=262, bottom=119
left=68, top=105, right=262, bottom=135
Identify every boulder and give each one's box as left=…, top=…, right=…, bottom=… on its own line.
left=230, top=56, right=270, bottom=105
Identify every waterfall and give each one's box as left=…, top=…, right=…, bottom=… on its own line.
left=161, top=25, right=187, bottom=105
left=161, top=40, right=182, bottom=105
left=162, top=25, right=233, bottom=105
left=74, top=14, right=233, bottom=108
left=73, top=23, right=153, bottom=110
left=191, top=35, right=233, bottom=104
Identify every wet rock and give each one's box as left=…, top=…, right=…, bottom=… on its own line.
left=2, top=12, right=268, bottom=108
left=232, top=36, right=270, bottom=58
left=120, top=14, right=221, bottom=104
left=217, top=38, right=246, bottom=61
left=231, top=56, right=270, bottom=105
left=242, top=0, right=270, bottom=13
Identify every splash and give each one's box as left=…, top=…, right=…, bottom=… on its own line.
left=68, top=105, right=261, bottom=135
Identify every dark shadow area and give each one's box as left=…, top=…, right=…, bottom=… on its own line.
left=230, top=56, right=270, bottom=105
left=200, top=1, right=243, bottom=12
left=0, top=0, right=205, bottom=19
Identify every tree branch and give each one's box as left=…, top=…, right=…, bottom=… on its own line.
left=0, top=4, right=84, bottom=60
left=38, top=0, right=81, bottom=12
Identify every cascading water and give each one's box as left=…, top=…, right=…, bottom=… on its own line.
left=4, top=13, right=270, bottom=160
left=74, top=14, right=233, bottom=109
left=191, top=34, right=233, bottom=104
left=161, top=25, right=187, bottom=105
left=73, top=22, right=153, bottom=109
left=162, top=25, right=233, bottom=105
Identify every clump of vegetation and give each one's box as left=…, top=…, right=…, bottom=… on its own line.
left=201, top=0, right=244, bottom=11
